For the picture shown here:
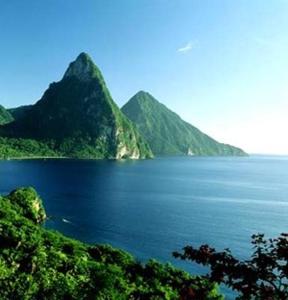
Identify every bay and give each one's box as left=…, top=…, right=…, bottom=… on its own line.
left=1, top=156, right=288, bottom=299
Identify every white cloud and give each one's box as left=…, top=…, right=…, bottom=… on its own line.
left=177, top=40, right=198, bottom=53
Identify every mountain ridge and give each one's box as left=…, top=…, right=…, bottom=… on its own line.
left=0, top=53, right=153, bottom=159
left=0, top=53, right=246, bottom=159
left=122, top=91, right=247, bottom=156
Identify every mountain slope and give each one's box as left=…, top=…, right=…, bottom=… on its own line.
left=8, top=105, right=33, bottom=121
left=0, top=105, right=13, bottom=125
left=0, top=54, right=152, bottom=159
left=122, top=91, right=246, bottom=156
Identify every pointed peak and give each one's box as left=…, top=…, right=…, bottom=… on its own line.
left=122, top=91, right=162, bottom=114
left=63, top=52, right=103, bottom=82
left=134, top=90, right=154, bottom=98
left=135, top=90, right=148, bottom=96
left=130, top=91, right=159, bottom=105
left=76, top=52, right=93, bottom=64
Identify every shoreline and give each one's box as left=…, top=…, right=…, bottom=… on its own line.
left=0, top=156, right=147, bottom=161
left=0, top=154, right=250, bottom=161
left=2, top=156, right=69, bottom=161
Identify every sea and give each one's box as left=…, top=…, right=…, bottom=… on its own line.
left=1, top=155, right=288, bottom=299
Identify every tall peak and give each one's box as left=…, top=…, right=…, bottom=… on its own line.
left=134, top=90, right=151, bottom=97
left=77, top=52, right=92, bottom=60
left=131, top=91, right=159, bottom=105
left=122, top=91, right=161, bottom=114
left=63, top=52, right=102, bottom=82
left=75, top=52, right=94, bottom=65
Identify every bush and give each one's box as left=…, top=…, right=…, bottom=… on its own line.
left=173, top=233, right=288, bottom=299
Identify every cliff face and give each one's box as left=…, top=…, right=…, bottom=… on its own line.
left=122, top=91, right=247, bottom=156
left=0, top=53, right=152, bottom=159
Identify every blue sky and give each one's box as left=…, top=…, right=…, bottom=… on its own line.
left=0, top=0, right=288, bottom=154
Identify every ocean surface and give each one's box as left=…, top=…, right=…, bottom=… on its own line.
left=1, top=155, right=288, bottom=299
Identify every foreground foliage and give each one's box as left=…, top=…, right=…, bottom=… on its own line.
left=0, top=187, right=222, bottom=299
left=174, top=234, right=288, bottom=299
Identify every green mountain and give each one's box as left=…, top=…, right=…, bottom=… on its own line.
left=0, top=105, right=13, bottom=125
left=8, top=105, right=33, bottom=121
left=122, top=91, right=246, bottom=156
left=0, top=187, right=222, bottom=299
left=0, top=54, right=152, bottom=159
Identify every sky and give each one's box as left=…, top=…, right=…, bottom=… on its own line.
left=0, top=0, right=288, bottom=154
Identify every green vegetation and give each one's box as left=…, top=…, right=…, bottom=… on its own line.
left=0, top=105, right=13, bottom=125
left=8, top=105, right=33, bottom=121
left=0, top=134, right=151, bottom=160
left=0, top=138, right=59, bottom=159
left=122, top=91, right=247, bottom=156
left=0, top=53, right=247, bottom=159
left=0, top=187, right=222, bottom=299
left=174, top=234, right=288, bottom=299
left=0, top=53, right=152, bottom=160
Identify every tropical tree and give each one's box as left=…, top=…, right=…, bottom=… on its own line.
left=173, top=233, right=288, bottom=300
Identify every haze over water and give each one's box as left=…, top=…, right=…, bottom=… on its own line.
left=1, top=156, right=288, bottom=298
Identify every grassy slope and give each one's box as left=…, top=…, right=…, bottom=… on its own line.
left=0, top=187, right=223, bottom=299
left=122, top=91, right=247, bottom=156
left=0, top=105, right=13, bottom=125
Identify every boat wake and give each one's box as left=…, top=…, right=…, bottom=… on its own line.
left=62, top=218, right=72, bottom=224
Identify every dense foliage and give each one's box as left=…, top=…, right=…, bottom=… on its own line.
left=0, top=187, right=222, bottom=299
left=0, top=137, right=59, bottom=159
left=0, top=135, right=152, bottom=160
left=0, top=105, right=13, bottom=125
left=173, top=234, right=288, bottom=299
left=0, top=53, right=152, bottom=160
left=122, top=91, right=246, bottom=156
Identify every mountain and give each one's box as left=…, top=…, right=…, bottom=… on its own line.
left=0, top=105, right=13, bottom=125
left=122, top=91, right=246, bottom=156
left=0, top=53, right=152, bottom=159
left=8, top=105, right=33, bottom=121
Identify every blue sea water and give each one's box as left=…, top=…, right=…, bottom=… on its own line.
left=1, top=155, right=288, bottom=299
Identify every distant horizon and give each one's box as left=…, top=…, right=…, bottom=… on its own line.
left=248, top=153, right=288, bottom=157
left=1, top=1, right=287, bottom=154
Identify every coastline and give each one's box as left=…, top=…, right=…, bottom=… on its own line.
left=0, top=153, right=250, bottom=161
left=2, top=156, right=69, bottom=161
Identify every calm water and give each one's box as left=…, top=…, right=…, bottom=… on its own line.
left=1, top=156, right=288, bottom=299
